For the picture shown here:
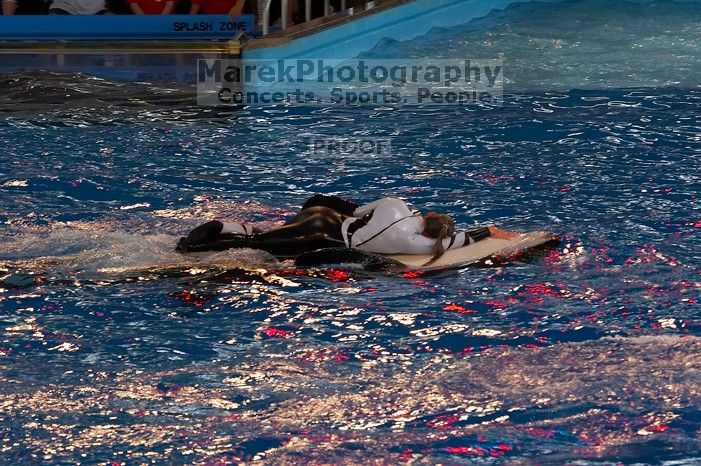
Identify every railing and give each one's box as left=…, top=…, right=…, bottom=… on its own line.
left=261, top=0, right=360, bottom=36
left=261, top=0, right=284, bottom=36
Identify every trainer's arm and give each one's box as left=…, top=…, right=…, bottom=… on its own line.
left=462, top=227, right=491, bottom=245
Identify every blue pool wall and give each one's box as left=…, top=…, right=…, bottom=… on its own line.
left=0, top=14, right=254, bottom=40
left=243, top=0, right=563, bottom=60
left=242, top=0, right=701, bottom=61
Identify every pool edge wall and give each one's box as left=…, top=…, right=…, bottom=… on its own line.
left=0, top=15, right=252, bottom=83
left=242, top=0, right=563, bottom=61
left=243, top=0, right=701, bottom=61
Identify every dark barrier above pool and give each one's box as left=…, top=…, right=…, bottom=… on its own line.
left=0, top=14, right=255, bottom=41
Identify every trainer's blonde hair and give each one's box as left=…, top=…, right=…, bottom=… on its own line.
left=422, top=213, right=455, bottom=266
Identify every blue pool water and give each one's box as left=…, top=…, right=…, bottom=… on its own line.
left=1, top=0, right=700, bottom=463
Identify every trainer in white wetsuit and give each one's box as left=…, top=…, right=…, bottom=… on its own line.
left=341, top=197, right=491, bottom=255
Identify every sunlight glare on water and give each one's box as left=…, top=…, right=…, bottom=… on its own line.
left=0, top=0, right=700, bottom=463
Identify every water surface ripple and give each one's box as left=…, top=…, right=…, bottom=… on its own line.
left=1, top=0, right=700, bottom=463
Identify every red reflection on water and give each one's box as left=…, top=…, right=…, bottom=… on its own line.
left=528, top=427, right=556, bottom=439
left=625, top=243, right=681, bottom=267
left=484, top=300, right=508, bottom=309
left=426, top=414, right=459, bottom=430
left=324, top=269, right=350, bottom=282
left=646, top=424, right=668, bottom=432
left=262, top=327, right=293, bottom=338
left=446, top=446, right=486, bottom=456
left=541, top=248, right=565, bottom=265
left=523, top=283, right=562, bottom=297
left=172, top=290, right=205, bottom=307
left=478, top=173, right=514, bottom=185
left=442, top=303, right=477, bottom=314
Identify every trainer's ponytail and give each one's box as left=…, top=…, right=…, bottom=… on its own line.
left=422, top=213, right=455, bottom=266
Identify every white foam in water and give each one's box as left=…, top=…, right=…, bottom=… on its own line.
left=0, top=229, right=279, bottom=280
left=0, top=201, right=287, bottom=279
